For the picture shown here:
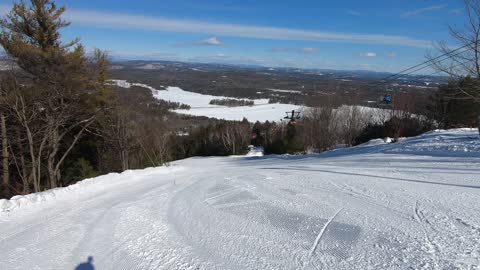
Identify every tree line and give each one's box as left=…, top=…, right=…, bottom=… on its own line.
left=0, top=0, right=174, bottom=198
left=209, top=98, right=254, bottom=107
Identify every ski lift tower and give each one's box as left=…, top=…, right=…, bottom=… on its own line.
left=284, top=110, right=301, bottom=124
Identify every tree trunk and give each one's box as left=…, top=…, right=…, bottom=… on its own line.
left=478, top=115, right=480, bottom=136
left=48, top=162, right=57, bottom=189
left=47, top=127, right=59, bottom=189
left=121, top=148, right=129, bottom=171
left=14, top=131, right=30, bottom=194
left=20, top=154, right=30, bottom=194
left=1, top=113, right=8, bottom=185
left=49, top=117, right=95, bottom=188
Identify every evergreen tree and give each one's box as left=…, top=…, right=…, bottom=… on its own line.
left=0, top=0, right=109, bottom=191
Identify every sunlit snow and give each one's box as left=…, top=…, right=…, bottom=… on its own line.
left=1, top=129, right=479, bottom=269
left=111, top=79, right=301, bottom=122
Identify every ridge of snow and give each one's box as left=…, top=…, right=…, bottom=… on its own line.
left=0, top=166, right=183, bottom=214
left=348, top=128, right=480, bottom=158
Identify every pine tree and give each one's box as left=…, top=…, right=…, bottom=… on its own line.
left=0, top=0, right=108, bottom=191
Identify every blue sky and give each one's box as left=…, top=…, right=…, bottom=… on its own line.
left=0, top=0, right=468, bottom=72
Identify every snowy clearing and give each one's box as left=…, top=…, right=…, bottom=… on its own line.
left=158, top=87, right=301, bottom=122
left=266, top=88, right=303, bottom=94
left=1, top=129, right=479, bottom=269
left=111, top=79, right=301, bottom=122
left=110, top=80, right=393, bottom=123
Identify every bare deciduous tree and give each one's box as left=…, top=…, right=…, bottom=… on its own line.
left=389, top=92, right=415, bottom=141
left=427, top=0, right=480, bottom=132
left=303, top=105, right=340, bottom=152
left=337, top=105, right=368, bottom=146
left=428, top=0, right=480, bottom=80
left=0, top=1, right=107, bottom=191
left=1, top=106, right=8, bottom=185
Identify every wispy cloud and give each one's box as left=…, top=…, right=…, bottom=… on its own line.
left=271, top=47, right=290, bottom=52
left=360, top=52, right=377, bottom=57
left=109, top=50, right=178, bottom=60
left=299, top=47, right=320, bottom=53
left=271, top=47, right=320, bottom=53
left=45, top=7, right=432, bottom=48
left=402, top=4, right=447, bottom=17
left=176, top=37, right=224, bottom=47
left=195, top=37, right=224, bottom=46
left=387, top=52, right=397, bottom=58
left=0, top=4, right=434, bottom=48
left=450, top=8, right=464, bottom=15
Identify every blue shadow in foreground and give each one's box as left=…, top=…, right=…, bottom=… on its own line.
left=74, top=256, right=95, bottom=270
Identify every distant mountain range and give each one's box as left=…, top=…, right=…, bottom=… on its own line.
left=111, top=59, right=448, bottom=86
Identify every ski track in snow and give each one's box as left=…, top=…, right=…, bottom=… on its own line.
left=305, top=208, right=344, bottom=268
left=1, top=129, right=480, bottom=269
left=413, top=201, right=441, bottom=270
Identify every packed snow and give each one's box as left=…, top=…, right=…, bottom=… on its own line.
left=246, top=145, right=264, bottom=157
left=1, top=129, right=479, bottom=269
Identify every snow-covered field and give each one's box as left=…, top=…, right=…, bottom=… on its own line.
left=1, top=129, right=479, bottom=269
left=111, top=80, right=301, bottom=122
left=266, top=88, right=303, bottom=94
left=111, top=80, right=395, bottom=124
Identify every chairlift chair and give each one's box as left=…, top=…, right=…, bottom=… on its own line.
left=284, top=110, right=301, bottom=124
left=383, top=94, right=392, bottom=105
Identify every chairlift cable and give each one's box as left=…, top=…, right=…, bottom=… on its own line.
left=357, top=43, right=475, bottom=92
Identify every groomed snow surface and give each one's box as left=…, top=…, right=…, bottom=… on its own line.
left=1, top=129, right=480, bottom=269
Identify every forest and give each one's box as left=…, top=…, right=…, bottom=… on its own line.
left=209, top=98, right=255, bottom=107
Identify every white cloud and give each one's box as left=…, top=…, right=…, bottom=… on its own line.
left=299, top=47, right=320, bottom=53
left=48, top=7, right=433, bottom=48
left=195, top=37, right=224, bottom=46
left=403, top=4, right=447, bottom=17
left=360, top=52, right=377, bottom=57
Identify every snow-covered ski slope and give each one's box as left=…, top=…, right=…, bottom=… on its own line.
left=1, top=129, right=479, bottom=269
